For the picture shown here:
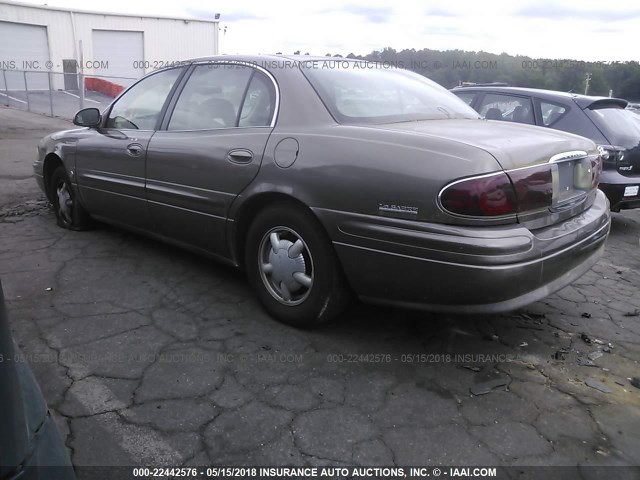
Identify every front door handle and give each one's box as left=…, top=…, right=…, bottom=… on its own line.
left=227, top=149, right=253, bottom=164
left=126, top=143, right=144, bottom=157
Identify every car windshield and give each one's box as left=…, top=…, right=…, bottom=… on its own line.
left=586, top=107, right=640, bottom=149
left=302, top=61, right=479, bottom=125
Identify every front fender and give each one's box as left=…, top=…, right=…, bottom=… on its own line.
left=34, top=128, right=91, bottom=197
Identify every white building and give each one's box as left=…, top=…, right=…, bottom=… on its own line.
left=0, top=0, right=219, bottom=91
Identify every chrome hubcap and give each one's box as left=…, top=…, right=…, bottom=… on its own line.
left=258, top=227, right=314, bottom=305
left=56, top=181, right=73, bottom=224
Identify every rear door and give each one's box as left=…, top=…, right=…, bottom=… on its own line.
left=145, top=62, right=278, bottom=255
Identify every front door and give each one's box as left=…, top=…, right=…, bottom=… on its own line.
left=74, top=67, right=184, bottom=231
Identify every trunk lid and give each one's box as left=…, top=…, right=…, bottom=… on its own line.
left=373, top=118, right=596, bottom=170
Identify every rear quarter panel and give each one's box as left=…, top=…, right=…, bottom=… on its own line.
left=237, top=124, right=505, bottom=226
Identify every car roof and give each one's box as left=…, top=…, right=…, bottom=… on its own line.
left=451, top=85, right=628, bottom=109
left=176, top=54, right=383, bottom=80
left=184, top=54, right=363, bottom=64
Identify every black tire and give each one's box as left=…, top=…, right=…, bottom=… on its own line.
left=50, top=165, right=92, bottom=230
left=245, top=203, right=350, bottom=327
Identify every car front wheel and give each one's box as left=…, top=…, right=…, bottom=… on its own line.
left=245, top=203, right=349, bottom=327
left=50, top=166, right=92, bottom=230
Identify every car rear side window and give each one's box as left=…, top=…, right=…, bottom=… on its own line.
left=238, top=71, right=277, bottom=127
left=540, top=101, right=567, bottom=126
left=168, top=64, right=253, bottom=130
left=478, top=93, right=535, bottom=125
left=106, top=67, right=182, bottom=130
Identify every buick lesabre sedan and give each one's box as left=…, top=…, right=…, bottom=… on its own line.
left=34, top=56, right=611, bottom=327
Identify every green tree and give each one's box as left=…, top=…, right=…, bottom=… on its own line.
left=353, top=47, right=640, bottom=100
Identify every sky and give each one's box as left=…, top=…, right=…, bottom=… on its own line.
left=17, top=0, right=640, bottom=61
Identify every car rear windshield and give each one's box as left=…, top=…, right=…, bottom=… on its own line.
left=585, top=107, right=640, bottom=149
left=301, top=61, right=479, bottom=124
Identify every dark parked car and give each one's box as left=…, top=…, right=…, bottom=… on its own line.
left=0, top=282, right=76, bottom=479
left=451, top=85, right=640, bottom=211
left=35, top=56, right=610, bottom=326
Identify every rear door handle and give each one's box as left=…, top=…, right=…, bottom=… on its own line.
left=126, top=143, right=144, bottom=157
left=227, top=149, right=253, bottom=164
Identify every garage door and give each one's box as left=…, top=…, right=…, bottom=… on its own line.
left=92, top=30, right=143, bottom=88
left=0, top=21, right=50, bottom=90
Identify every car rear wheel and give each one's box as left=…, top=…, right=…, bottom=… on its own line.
left=245, top=203, right=350, bottom=327
left=50, top=166, right=92, bottom=230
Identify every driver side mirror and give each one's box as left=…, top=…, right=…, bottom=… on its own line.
left=73, top=108, right=101, bottom=127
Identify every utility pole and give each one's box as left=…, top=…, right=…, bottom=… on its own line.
left=78, top=40, right=85, bottom=109
left=584, top=73, right=592, bottom=95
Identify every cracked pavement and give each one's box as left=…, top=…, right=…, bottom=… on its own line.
left=1, top=107, right=639, bottom=475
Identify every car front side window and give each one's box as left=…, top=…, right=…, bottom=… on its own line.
left=106, top=68, right=183, bottom=130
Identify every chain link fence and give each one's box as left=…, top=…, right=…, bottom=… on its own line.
left=0, top=69, right=138, bottom=120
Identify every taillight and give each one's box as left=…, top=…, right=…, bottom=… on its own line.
left=440, top=166, right=555, bottom=218
left=439, top=172, right=517, bottom=217
left=440, top=154, right=601, bottom=219
left=591, top=155, right=603, bottom=188
left=507, top=165, right=553, bottom=212
left=597, top=145, right=624, bottom=169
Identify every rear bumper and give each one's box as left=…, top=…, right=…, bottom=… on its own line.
left=314, top=190, right=611, bottom=314
left=599, top=170, right=640, bottom=211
